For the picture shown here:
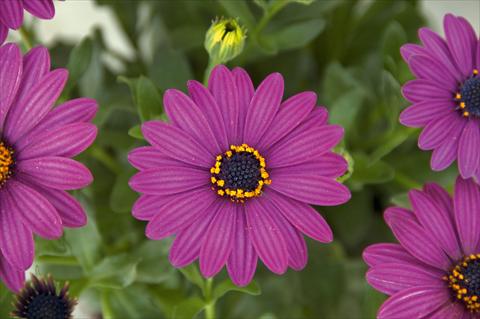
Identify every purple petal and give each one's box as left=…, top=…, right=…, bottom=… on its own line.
left=0, top=256, right=25, bottom=292
left=453, top=176, right=480, bottom=254
left=23, top=0, right=55, bottom=19
left=17, top=157, right=93, bottom=190
left=4, top=69, right=68, bottom=143
left=274, top=213, right=307, bottom=270
left=7, top=180, right=62, bottom=239
left=129, top=166, right=209, bottom=195
left=271, top=152, right=347, bottom=178
left=164, top=89, right=221, bottom=155
left=199, top=201, right=236, bottom=277
left=0, top=43, right=22, bottom=130
left=243, top=72, right=284, bottom=146
left=418, top=112, right=462, bottom=150
left=367, top=262, right=444, bottom=295
left=423, top=182, right=454, bottom=217
left=265, top=189, right=333, bottom=243
left=444, top=14, right=476, bottom=77
left=145, top=189, right=217, bottom=240
left=430, top=302, right=465, bottom=319
left=257, top=91, right=316, bottom=150
left=208, top=65, right=240, bottom=144
left=388, top=216, right=450, bottom=270
left=17, top=46, right=51, bottom=103
left=409, top=189, right=461, bottom=260
left=409, top=55, right=457, bottom=90
left=430, top=117, right=465, bottom=171
left=402, top=79, right=452, bottom=103
left=187, top=80, right=229, bottom=151
left=362, top=243, right=418, bottom=268
left=245, top=198, right=288, bottom=274
left=0, top=24, right=7, bottom=44
left=17, top=123, right=97, bottom=160
left=0, top=0, right=23, bottom=29
left=399, top=100, right=454, bottom=128
left=227, top=207, right=257, bottom=287
left=384, top=207, right=416, bottom=227
left=33, top=186, right=86, bottom=228
left=377, top=286, right=450, bottom=319
left=267, top=125, right=344, bottom=168
left=128, top=147, right=183, bottom=171
left=418, top=27, right=463, bottom=82
left=269, top=169, right=351, bottom=206
left=458, top=119, right=480, bottom=178
left=141, top=121, right=212, bottom=168
left=400, top=43, right=427, bottom=63
left=0, top=192, right=34, bottom=270
left=132, top=195, right=164, bottom=221
left=169, top=207, right=217, bottom=268
left=232, top=67, right=254, bottom=141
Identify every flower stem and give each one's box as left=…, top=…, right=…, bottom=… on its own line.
left=19, top=27, right=33, bottom=50
left=204, top=278, right=216, bottom=319
left=203, top=58, right=219, bottom=86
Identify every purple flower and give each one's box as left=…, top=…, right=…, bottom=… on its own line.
left=400, top=14, right=480, bottom=181
left=363, top=177, right=480, bottom=318
left=0, top=0, right=55, bottom=44
left=128, top=65, right=351, bottom=286
left=0, top=43, right=97, bottom=291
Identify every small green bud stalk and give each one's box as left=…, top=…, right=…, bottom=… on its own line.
left=205, top=17, right=246, bottom=64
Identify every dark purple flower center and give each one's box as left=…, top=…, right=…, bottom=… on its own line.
left=210, top=144, right=271, bottom=202
left=456, top=70, right=480, bottom=117
left=0, top=141, right=14, bottom=186
left=25, top=294, right=68, bottom=319
left=446, top=253, right=480, bottom=312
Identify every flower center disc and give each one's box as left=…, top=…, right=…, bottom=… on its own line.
left=25, top=294, right=69, bottom=319
left=210, top=144, right=271, bottom=202
left=456, top=70, right=480, bottom=117
left=446, top=253, right=480, bottom=312
left=0, top=141, right=14, bottom=186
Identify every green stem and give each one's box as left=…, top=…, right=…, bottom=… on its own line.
left=89, top=146, right=122, bottom=175
left=204, top=278, right=216, bottom=319
left=394, top=171, right=422, bottom=190
left=203, top=58, right=220, bottom=86
left=37, top=256, right=79, bottom=266
left=253, top=0, right=289, bottom=38
left=19, top=27, right=33, bottom=50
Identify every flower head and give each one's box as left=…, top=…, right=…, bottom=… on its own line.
left=0, top=43, right=97, bottom=291
left=204, top=17, right=246, bottom=63
left=11, top=274, right=77, bottom=319
left=399, top=14, right=480, bottom=180
left=0, top=0, right=55, bottom=44
left=128, top=65, right=351, bottom=286
left=364, top=176, right=480, bottom=318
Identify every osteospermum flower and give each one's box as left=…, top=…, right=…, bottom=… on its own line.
left=364, top=177, right=480, bottom=318
left=0, top=0, right=55, bottom=44
left=0, top=43, right=97, bottom=291
left=11, top=274, right=77, bottom=319
left=400, top=14, right=480, bottom=180
left=128, top=65, right=351, bottom=286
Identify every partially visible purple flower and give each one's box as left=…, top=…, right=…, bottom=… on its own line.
left=400, top=14, right=480, bottom=181
left=128, top=65, right=351, bottom=286
left=0, top=43, right=97, bottom=291
left=363, top=177, right=480, bottom=318
left=0, top=0, right=55, bottom=44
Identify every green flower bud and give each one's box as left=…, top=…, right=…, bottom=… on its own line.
left=204, top=17, right=246, bottom=63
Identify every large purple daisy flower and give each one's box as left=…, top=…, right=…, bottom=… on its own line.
left=364, top=176, right=480, bottom=318
left=400, top=14, right=480, bottom=180
left=0, top=43, right=97, bottom=291
left=128, top=65, right=351, bottom=286
left=0, top=0, right=55, bottom=44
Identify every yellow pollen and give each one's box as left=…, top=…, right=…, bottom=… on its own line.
left=0, top=142, right=13, bottom=186
left=474, top=69, right=479, bottom=75
left=464, top=111, right=470, bottom=117
left=445, top=254, right=480, bottom=313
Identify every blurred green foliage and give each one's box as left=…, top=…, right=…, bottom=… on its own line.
left=0, top=0, right=459, bottom=318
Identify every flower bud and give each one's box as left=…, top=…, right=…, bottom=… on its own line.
left=204, top=17, right=246, bottom=63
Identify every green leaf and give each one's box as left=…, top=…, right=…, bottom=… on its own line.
left=128, top=125, right=144, bottom=139
left=179, top=264, right=204, bottom=290
left=329, top=88, right=365, bottom=132
left=263, top=19, right=325, bottom=52
left=133, top=241, right=176, bottom=284
left=36, top=237, right=69, bottom=257
left=349, top=153, right=395, bottom=189
left=110, top=168, right=137, bottom=213
left=102, top=285, right=162, bottom=319
left=369, top=128, right=412, bottom=163
left=149, top=46, right=193, bottom=92
left=118, top=76, right=163, bottom=122
left=391, top=192, right=411, bottom=209
left=90, top=254, right=140, bottom=289
left=171, top=297, right=205, bottom=319
left=0, top=283, right=14, bottom=318
left=67, top=37, right=93, bottom=82
left=381, top=21, right=407, bottom=65
left=213, top=279, right=261, bottom=300
left=219, top=0, right=256, bottom=30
